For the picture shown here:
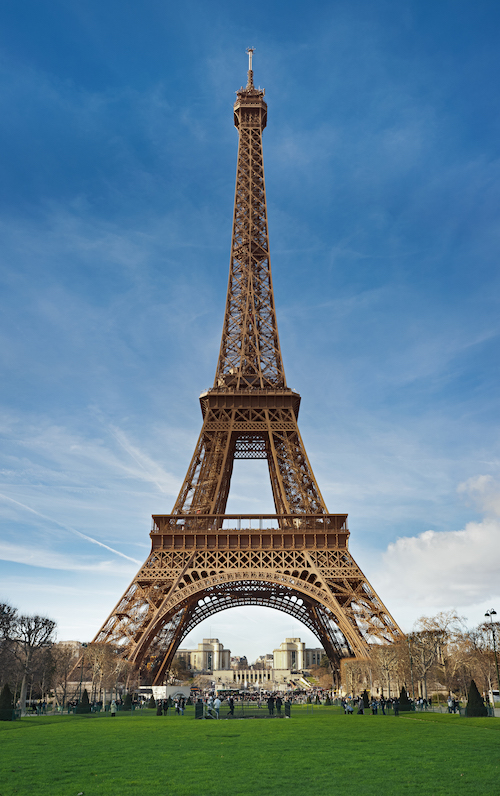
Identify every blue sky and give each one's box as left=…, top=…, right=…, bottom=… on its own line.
left=1, top=0, right=499, bottom=661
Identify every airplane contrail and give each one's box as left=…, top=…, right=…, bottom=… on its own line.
left=0, top=493, right=141, bottom=565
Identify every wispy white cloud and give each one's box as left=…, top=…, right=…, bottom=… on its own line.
left=0, top=493, right=142, bottom=564
left=458, top=475, right=500, bottom=517
left=0, top=573, right=133, bottom=641
left=0, top=540, right=137, bottom=575
left=108, top=424, right=178, bottom=495
left=0, top=411, right=182, bottom=498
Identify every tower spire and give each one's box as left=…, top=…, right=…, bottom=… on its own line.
left=246, top=46, right=255, bottom=89
left=216, top=48, right=277, bottom=390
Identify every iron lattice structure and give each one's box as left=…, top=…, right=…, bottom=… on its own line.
left=92, top=53, right=403, bottom=683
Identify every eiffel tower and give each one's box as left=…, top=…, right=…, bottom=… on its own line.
left=93, top=50, right=403, bottom=684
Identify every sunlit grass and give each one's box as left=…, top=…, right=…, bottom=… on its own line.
left=1, top=706, right=498, bottom=795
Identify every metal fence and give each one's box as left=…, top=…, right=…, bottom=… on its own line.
left=195, top=699, right=291, bottom=719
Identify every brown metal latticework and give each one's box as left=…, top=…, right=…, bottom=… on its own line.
left=92, top=51, right=403, bottom=682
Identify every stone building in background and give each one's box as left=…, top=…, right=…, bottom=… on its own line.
left=230, top=655, right=248, bottom=668
left=174, top=637, right=326, bottom=690
left=175, top=638, right=231, bottom=672
left=273, top=638, right=324, bottom=670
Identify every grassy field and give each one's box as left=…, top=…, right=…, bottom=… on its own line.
left=1, top=706, right=499, bottom=796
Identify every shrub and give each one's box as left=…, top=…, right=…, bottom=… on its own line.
left=123, top=693, right=133, bottom=710
left=399, top=687, right=412, bottom=711
left=76, top=689, right=91, bottom=714
left=362, top=690, right=370, bottom=708
left=147, top=695, right=156, bottom=709
left=0, top=683, right=14, bottom=721
left=466, top=679, right=488, bottom=718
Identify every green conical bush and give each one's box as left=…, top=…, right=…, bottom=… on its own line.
left=76, top=688, right=91, bottom=714
left=362, top=690, right=370, bottom=708
left=123, top=693, right=133, bottom=710
left=0, top=683, right=14, bottom=721
left=147, top=695, right=156, bottom=709
left=399, top=686, right=412, bottom=711
left=0, top=683, right=13, bottom=710
left=466, top=679, right=487, bottom=717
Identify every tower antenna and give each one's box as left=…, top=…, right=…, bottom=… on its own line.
left=246, top=46, right=255, bottom=88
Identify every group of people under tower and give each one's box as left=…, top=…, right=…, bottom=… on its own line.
left=342, top=696, right=399, bottom=715
left=265, top=694, right=283, bottom=716
left=204, top=692, right=286, bottom=718
left=155, top=697, right=186, bottom=715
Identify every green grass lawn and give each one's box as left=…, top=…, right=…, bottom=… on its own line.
left=1, top=706, right=499, bottom=796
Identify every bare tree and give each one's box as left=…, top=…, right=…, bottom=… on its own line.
left=338, top=613, right=498, bottom=703
left=459, top=623, right=500, bottom=696
left=409, top=612, right=465, bottom=699
left=85, top=642, right=128, bottom=702
left=86, top=643, right=107, bottom=701
left=30, top=645, right=56, bottom=703
left=0, top=603, right=18, bottom=689
left=340, top=658, right=371, bottom=695
left=371, top=644, right=399, bottom=698
left=12, top=614, right=56, bottom=712
left=52, top=644, right=81, bottom=707
left=169, top=657, right=190, bottom=682
left=309, top=664, right=333, bottom=689
left=101, top=648, right=133, bottom=700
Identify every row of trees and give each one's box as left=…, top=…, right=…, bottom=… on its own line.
left=2, top=603, right=498, bottom=708
left=0, top=602, right=134, bottom=711
left=341, top=611, right=500, bottom=700
left=77, top=641, right=133, bottom=704
left=0, top=603, right=56, bottom=710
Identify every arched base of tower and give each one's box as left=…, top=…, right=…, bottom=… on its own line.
left=142, top=580, right=354, bottom=684
left=91, top=515, right=403, bottom=685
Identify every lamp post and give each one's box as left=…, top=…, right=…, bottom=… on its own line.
left=407, top=635, right=415, bottom=702
left=78, top=642, right=88, bottom=704
left=485, top=610, right=500, bottom=695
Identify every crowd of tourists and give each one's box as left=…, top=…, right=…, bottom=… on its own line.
left=341, top=696, right=399, bottom=715
left=154, top=696, right=187, bottom=715
left=198, top=691, right=294, bottom=718
left=340, top=694, right=462, bottom=715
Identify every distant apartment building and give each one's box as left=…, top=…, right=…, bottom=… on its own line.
left=175, top=638, right=231, bottom=672
left=216, top=639, right=325, bottom=690
left=273, top=638, right=324, bottom=670
left=175, top=637, right=325, bottom=690
left=230, top=655, right=248, bottom=668
left=254, top=653, right=274, bottom=668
